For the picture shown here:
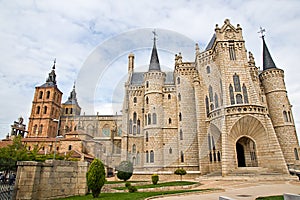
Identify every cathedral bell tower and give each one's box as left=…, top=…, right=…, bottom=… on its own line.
left=27, top=60, right=63, bottom=138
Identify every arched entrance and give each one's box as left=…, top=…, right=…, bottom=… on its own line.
left=236, top=137, right=258, bottom=167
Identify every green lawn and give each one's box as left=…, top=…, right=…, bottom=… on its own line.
left=105, top=180, right=146, bottom=185
left=55, top=189, right=217, bottom=200
left=113, top=181, right=198, bottom=190
left=256, top=196, right=283, bottom=200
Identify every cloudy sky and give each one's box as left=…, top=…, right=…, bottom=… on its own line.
left=1, top=0, right=300, bottom=140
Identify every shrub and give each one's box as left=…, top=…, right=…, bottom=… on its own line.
left=174, top=168, right=187, bottom=181
left=151, top=174, right=159, bottom=185
left=128, top=185, right=137, bottom=193
left=116, top=161, right=133, bottom=181
left=86, top=159, right=106, bottom=198
left=125, top=182, right=131, bottom=188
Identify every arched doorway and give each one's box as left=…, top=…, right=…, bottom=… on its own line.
left=236, top=137, right=258, bottom=167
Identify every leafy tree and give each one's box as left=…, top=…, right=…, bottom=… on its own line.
left=116, top=160, right=133, bottom=181
left=86, top=159, right=106, bottom=198
left=151, top=174, right=159, bottom=185
left=174, top=168, right=187, bottom=181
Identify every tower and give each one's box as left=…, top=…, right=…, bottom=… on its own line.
left=27, top=60, right=63, bottom=138
left=259, top=34, right=300, bottom=165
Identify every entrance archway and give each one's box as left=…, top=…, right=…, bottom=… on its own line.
left=236, top=137, right=258, bottom=167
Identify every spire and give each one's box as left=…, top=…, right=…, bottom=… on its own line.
left=258, top=28, right=277, bottom=70
left=41, top=59, right=57, bottom=87
left=148, top=30, right=161, bottom=71
left=64, top=82, right=79, bottom=107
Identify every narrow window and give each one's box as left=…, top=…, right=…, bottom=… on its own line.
left=46, top=91, right=50, bottom=99
left=283, top=111, right=288, bottom=122
left=215, top=93, right=219, bottom=108
left=133, top=112, right=137, bottom=124
left=39, top=91, right=43, bottom=99
left=146, top=81, right=149, bottom=88
left=133, top=97, right=137, bottom=103
left=133, top=125, right=137, bottom=135
left=236, top=94, right=243, bottom=104
left=129, top=119, right=132, bottom=134
left=177, top=77, right=180, bottom=84
left=213, top=150, right=217, bottom=162
left=217, top=151, right=221, bottom=161
left=206, top=66, right=211, bottom=74
left=209, top=85, right=213, bottom=102
left=294, top=148, right=299, bottom=160
left=220, top=79, right=224, bottom=106
left=233, top=73, right=241, bottom=92
left=229, top=44, right=236, bottom=60
left=33, top=124, right=37, bottom=134
left=150, top=150, right=154, bottom=163
left=210, top=103, right=214, bottom=111
left=136, top=152, right=140, bottom=164
left=145, top=114, right=147, bottom=125
left=242, top=84, right=249, bottom=103
left=146, top=151, right=149, bottom=163
left=132, top=157, right=136, bottom=166
left=168, top=94, right=171, bottom=100
left=39, top=124, right=43, bottom=134
left=146, top=96, right=149, bottom=104
left=181, top=151, right=184, bottom=162
left=209, top=152, right=212, bottom=162
left=208, top=134, right=212, bottom=151
left=178, top=93, right=181, bottom=101
left=288, top=111, right=292, bottom=122
left=70, top=108, right=73, bottom=114
left=137, top=119, right=140, bottom=134
left=145, top=131, right=149, bottom=142
left=229, top=84, right=235, bottom=105
left=180, top=129, right=183, bottom=140
left=205, top=96, right=209, bottom=116
left=152, top=113, right=157, bottom=124
left=132, top=144, right=136, bottom=154
left=148, top=113, right=151, bottom=125
left=36, top=106, right=40, bottom=114
left=68, top=145, right=72, bottom=151
left=65, top=108, right=68, bottom=114
left=169, top=147, right=172, bottom=154
left=168, top=118, right=172, bottom=124
left=179, top=112, right=182, bottom=121
left=43, top=106, right=47, bottom=114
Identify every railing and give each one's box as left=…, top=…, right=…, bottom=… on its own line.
left=0, top=183, right=14, bottom=200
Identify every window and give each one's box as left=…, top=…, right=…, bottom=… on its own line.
left=136, top=152, right=140, bottom=164
left=283, top=111, right=288, bottom=122
left=180, top=129, right=183, bottom=140
left=229, top=84, right=235, bottom=105
left=152, top=113, right=157, bottom=124
left=209, top=85, right=213, bottom=102
left=33, top=124, right=37, bottom=134
left=294, top=148, right=299, bottom=160
left=177, top=77, right=180, bottom=84
left=168, top=118, right=172, bottom=124
left=39, top=91, right=43, bottom=99
left=145, top=131, right=149, bottom=142
left=217, top=151, right=221, bottom=161
left=148, top=113, right=151, bottom=125
left=43, top=106, right=47, bottom=114
left=65, top=108, right=68, bottom=114
left=137, top=119, right=140, bottom=134
left=129, top=119, right=133, bottom=134
left=210, top=103, right=214, bottom=111
left=215, top=93, right=219, bottom=108
left=146, top=97, right=149, bottom=104
left=39, top=124, right=43, bottom=134
left=205, top=96, right=209, bottom=116
left=70, top=108, right=73, bottom=114
left=229, top=44, right=236, bottom=60
left=206, top=66, right=211, bottom=74
left=179, top=112, right=182, bottom=121
left=150, top=150, right=154, bottom=163
left=178, top=93, right=181, bottom=101
left=169, top=147, right=172, bottom=154
left=209, top=152, right=212, bottom=162
left=288, top=111, right=292, bottom=122
left=46, top=91, right=50, bottom=99
left=236, top=94, right=243, bottom=104
left=146, top=81, right=149, bottom=88
left=181, top=151, right=184, bottom=162
left=133, top=125, right=137, bottom=135
left=36, top=106, right=40, bottom=114
left=208, top=134, right=212, bottom=151
left=102, top=124, right=110, bottom=137
left=145, top=115, right=147, bottom=125
left=146, top=151, right=149, bottom=163
left=233, top=73, right=241, bottom=92
left=68, top=145, right=72, bottom=151
left=132, top=157, right=136, bottom=166
left=133, top=97, right=137, bottom=103
left=168, top=94, right=171, bottom=99
left=133, top=112, right=137, bottom=124
left=132, top=144, right=136, bottom=154
left=242, top=84, right=249, bottom=103
left=220, top=79, right=224, bottom=106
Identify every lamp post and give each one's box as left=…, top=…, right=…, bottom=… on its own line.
left=52, top=118, right=61, bottom=160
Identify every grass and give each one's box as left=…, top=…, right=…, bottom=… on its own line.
left=105, top=180, right=146, bottom=184
left=55, top=189, right=218, bottom=200
left=113, top=181, right=198, bottom=190
left=256, top=196, right=283, bottom=200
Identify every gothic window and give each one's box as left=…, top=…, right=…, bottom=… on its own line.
left=133, top=112, right=137, bottom=124
left=181, top=151, right=184, bottom=162
left=168, top=94, right=171, bottom=100
left=168, top=118, right=172, bottom=124
left=215, top=93, right=219, bottom=108
left=213, top=150, right=217, bottom=162
left=129, top=119, right=133, bottom=134
left=137, top=119, right=140, bottom=134
left=233, top=73, right=241, bottom=92
left=178, top=93, right=181, bottom=101
left=133, top=125, right=137, bottom=135
left=180, top=129, right=183, bottom=140
left=132, top=157, right=136, bottom=166
left=39, top=124, right=43, bottom=134
left=145, top=115, right=147, bottom=126
left=33, top=124, right=37, bottom=134
left=146, top=97, right=149, bottom=104
left=229, top=44, right=236, bottom=60
left=288, top=111, right=292, bottom=122
left=209, top=85, right=213, bottom=102
left=210, top=103, right=214, bottom=111
left=146, top=151, right=149, bottom=163
left=169, top=147, right=172, bottom=154
left=217, top=151, right=221, bottom=161
left=145, top=131, right=149, bottom=142
left=102, top=125, right=110, bottom=137
left=209, top=152, right=213, bottom=162
left=242, top=84, right=249, bottom=103
left=146, top=81, right=149, bottom=88
left=133, top=97, right=137, bottom=103
left=205, top=96, right=209, bottom=116
left=150, top=150, right=154, bottom=163
left=36, top=106, right=40, bottom=114
left=65, top=108, right=68, bottom=114
left=294, top=148, right=299, bottom=160
left=283, top=111, right=288, bottom=122
left=70, top=108, right=73, bottom=114
left=179, top=112, right=182, bottom=121
left=43, top=106, right=47, bottom=114
left=229, top=84, right=235, bottom=105
left=220, top=79, right=224, bottom=106
left=177, top=77, right=180, bottom=84
left=39, top=91, right=43, bottom=99
left=152, top=113, right=157, bottom=124
left=236, top=94, right=243, bottom=104
left=206, top=66, right=211, bottom=74
left=132, top=144, right=136, bottom=154
left=46, top=91, right=50, bottom=99
left=148, top=113, right=151, bottom=125
left=68, top=145, right=72, bottom=151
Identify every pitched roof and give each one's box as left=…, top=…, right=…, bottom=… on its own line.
left=262, top=36, right=277, bottom=70
left=205, top=34, right=216, bottom=50
left=148, top=38, right=161, bottom=71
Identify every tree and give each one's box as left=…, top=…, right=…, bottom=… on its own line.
left=116, top=160, right=133, bottom=181
left=86, top=159, right=106, bottom=198
left=174, top=168, right=187, bottom=181
left=151, top=174, right=159, bottom=185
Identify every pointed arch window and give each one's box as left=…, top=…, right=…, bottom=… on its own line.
left=36, top=106, right=41, bottom=114
left=129, top=119, right=133, bottom=134
left=137, top=119, right=140, bottom=134
left=33, top=124, right=37, bottom=134
left=242, top=84, right=249, bottom=103
left=150, top=150, right=154, bottom=163
left=133, top=125, right=137, bottom=135
left=38, top=124, right=43, bottom=134
left=145, top=131, right=149, bottom=142
left=236, top=94, right=243, bottom=104
left=294, top=148, right=299, bottom=160
left=229, top=43, right=236, bottom=60
left=180, top=129, right=183, bottom=140
left=148, top=113, right=151, bottom=125
left=288, top=111, right=292, bottom=122
left=146, top=151, right=149, bottom=163
left=178, top=93, right=181, bottom=101
left=210, top=103, right=214, bottom=111
left=43, top=106, right=47, bottom=114
left=146, top=96, right=149, bottom=104
left=133, top=97, right=137, bottom=103
left=205, top=96, right=209, bottom=116
left=46, top=91, right=50, bottom=99
left=132, top=144, right=136, bottom=154
left=181, top=151, right=184, bottom=162
left=133, top=112, right=137, bottom=124
left=145, top=114, right=147, bottom=125
left=152, top=113, right=157, bottom=124
left=233, top=73, right=241, bottom=92
left=209, top=85, right=213, bottom=102
left=217, top=151, right=221, bottom=161
left=229, top=84, right=235, bottom=105
left=39, top=91, right=43, bottom=99
left=215, top=93, right=219, bottom=108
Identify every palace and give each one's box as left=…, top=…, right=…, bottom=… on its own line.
left=9, top=19, right=300, bottom=177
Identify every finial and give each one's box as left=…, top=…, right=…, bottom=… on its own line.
left=195, top=43, right=199, bottom=51
left=152, top=29, right=157, bottom=43
left=258, top=27, right=266, bottom=38
left=52, top=58, right=56, bottom=70
left=73, top=81, right=76, bottom=89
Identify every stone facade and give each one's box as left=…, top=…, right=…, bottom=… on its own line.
left=22, top=19, right=300, bottom=177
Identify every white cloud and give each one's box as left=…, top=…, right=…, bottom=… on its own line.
left=0, top=0, right=300, bottom=142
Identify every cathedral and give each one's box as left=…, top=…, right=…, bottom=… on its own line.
left=19, top=19, right=300, bottom=177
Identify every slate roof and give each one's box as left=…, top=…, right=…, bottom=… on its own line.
left=130, top=71, right=174, bottom=86
left=262, top=37, right=277, bottom=70
left=205, top=34, right=216, bottom=51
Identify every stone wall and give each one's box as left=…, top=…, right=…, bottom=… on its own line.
left=13, top=160, right=88, bottom=200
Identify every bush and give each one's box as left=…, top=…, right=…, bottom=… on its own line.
left=125, top=182, right=131, bottom=188
left=151, top=174, right=159, bottom=185
left=116, top=161, right=133, bottom=181
left=128, top=185, right=137, bottom=193
left=86, top=159, right=106, bottom=198
left=174, top=168, right=187, bottom=181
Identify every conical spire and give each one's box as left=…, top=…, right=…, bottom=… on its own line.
left=64, top=82, right=79, bottom=105
left=260, top=31, right=277, bottom=70
left=148, top=30, right=161, bottom=71
left=41, top=59, right=57, bottom=87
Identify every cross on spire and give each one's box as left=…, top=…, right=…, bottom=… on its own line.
left=152, top=29, right=157, bottom=42
left=258, top=27, right=266, bottom=38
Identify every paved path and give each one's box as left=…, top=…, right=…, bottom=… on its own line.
left=155, top=179, right=300, bottom=200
